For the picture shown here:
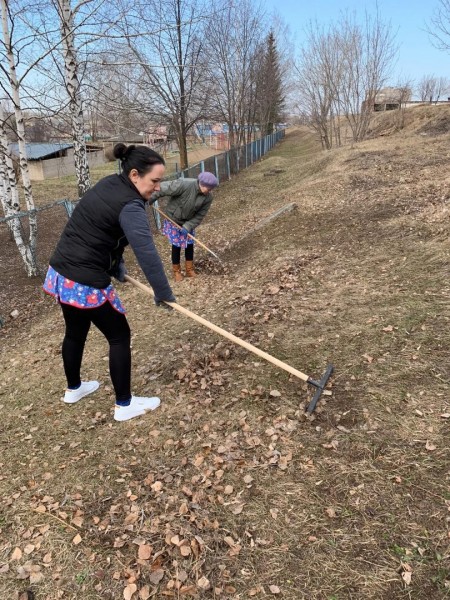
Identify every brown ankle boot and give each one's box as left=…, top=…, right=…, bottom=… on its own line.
left=172, top=264, right=184, bottom=282
left=185, top=260, right=196, bottom=278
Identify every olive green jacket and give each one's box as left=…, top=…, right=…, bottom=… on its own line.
left=150, top=178, right=212, bottom=233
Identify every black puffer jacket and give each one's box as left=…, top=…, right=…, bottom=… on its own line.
left=50, top=174, right=173, bottom=301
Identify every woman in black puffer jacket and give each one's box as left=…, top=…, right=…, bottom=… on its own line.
left=43, top=143, right=175, bottom=422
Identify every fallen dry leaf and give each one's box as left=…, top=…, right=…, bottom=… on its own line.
left=72, top=534, right=82, bottom=545
left=231, top=503, right=245, bottom=515
left=269, top=390, right=281, bottom=397
left=149, top=569, right=164, bottom=585
left=197, top=576, right=210, bottom=590
left=11, top=547, right=22, bottom=561
left=123, top=583, right=137, bottom=599
left=139, top=586, right=151, bottom=600
left=425, top=441, right=437, bottom=451
left=138, top=545, right=152, bottom=560
left=29, top=571, right=44, bottom=584
left=269, top=584, right=281, bottom=594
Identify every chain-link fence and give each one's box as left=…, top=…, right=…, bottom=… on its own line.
left=150, top=129, right=285, bottom=229
left=0, top=129, right=285, bottom=325
left=175, top=129, right=285, bottom=181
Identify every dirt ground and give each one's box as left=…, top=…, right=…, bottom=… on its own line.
left=1, top=104, right=449, bottom=600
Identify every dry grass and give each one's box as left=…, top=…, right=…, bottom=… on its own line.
left=1, top=106, right=450, bottom=599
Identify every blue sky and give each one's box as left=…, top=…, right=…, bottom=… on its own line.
left=266, top=0, right=450, bottom=85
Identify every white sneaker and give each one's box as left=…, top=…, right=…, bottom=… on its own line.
left=63, top=380, right=100, bottom=404
left=114, top=396, right=161, bottom=422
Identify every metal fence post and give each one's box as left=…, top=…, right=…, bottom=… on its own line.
left=63, top=200, right=75, bottom=217
left=152, top=200, right=162, bottom=230
left=200, top=160, right=205, bottom=172
left=214, top=156, right=220, bottom=183
left=226, top=152, right=231, bottom=180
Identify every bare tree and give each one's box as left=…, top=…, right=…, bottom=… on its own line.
left=392, top=77, right=413, bottom=129
left=102, top=0, right=208, bottom=170
left=336, top=11, right=397, bottom=142
left=417, top=74, right=449, bottom=102
left=295, top=12, right=397, bottom=147
left=427, top=0, right=450, bottom=51
left=205, top=0, right=266, bottom=150
left=295, top=24, right=343, bottom=149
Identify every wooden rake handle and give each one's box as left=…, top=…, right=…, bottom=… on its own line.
left=152, top=205, right=222, bottom=263
left=125, top=274, right=331, bottom=395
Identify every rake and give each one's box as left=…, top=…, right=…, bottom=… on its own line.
left=125, top=275, right=333, bottom=414
left=153, top=206, right=224, bottom=264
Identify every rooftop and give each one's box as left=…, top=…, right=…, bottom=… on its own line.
left=9, top=142, right=73, bottom=160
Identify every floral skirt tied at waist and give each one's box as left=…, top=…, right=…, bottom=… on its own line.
left=43, top=265, right=126, bottom=313
left=163, top=220, right=195, bottom=249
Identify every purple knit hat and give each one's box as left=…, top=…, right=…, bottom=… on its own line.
left=198, top=171, right=219, bottom=189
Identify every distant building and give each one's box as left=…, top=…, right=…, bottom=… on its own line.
left=143, top=125, right=168, bottom=146
left=9, top=142, right=106, bottom=180
left=373, top=87, right=412, bottom=111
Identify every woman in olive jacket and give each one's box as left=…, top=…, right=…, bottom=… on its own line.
left=150, top=171, right=218, bottom=281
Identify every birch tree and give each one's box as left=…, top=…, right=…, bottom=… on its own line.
left=0, top=0, right=38, bottom=275
left=0, top=102, right=38, bottom=274
left=53, top=0, right=91, bottom=196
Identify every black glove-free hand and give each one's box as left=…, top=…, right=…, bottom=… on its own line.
left=110, top=258, right=127, bottom=282
left=154, top=294, right=176, bottom=311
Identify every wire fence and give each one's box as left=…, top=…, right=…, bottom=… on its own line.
left=173, top=129, right=285, bottom=181
left=0, top=129, right=286, bottom=298
left=152, top=129, right=286, bottom=228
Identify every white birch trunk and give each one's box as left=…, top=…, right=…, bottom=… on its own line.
left=0, top=107, right=36, bottom=276
left=0, top=2, right=38, bottom=276
left=58, top=0, right=91, bottom=197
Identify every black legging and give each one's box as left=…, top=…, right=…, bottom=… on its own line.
left=172, top=244, right=194, bottom=265
left=60, top=301, right=131, bottom=403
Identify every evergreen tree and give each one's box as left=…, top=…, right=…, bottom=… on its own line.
left=256, top=31, right=285, bottom=136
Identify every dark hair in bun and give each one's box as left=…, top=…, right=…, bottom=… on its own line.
left=113, top=143, right=165, bottom=176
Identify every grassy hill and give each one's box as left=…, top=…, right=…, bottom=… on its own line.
left=0, top=104, right=449, bottom=599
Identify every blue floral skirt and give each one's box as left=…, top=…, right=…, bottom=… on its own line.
left=163, top=220, right=195, bottom=249
left=43, top=266, right=126, bottom=313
